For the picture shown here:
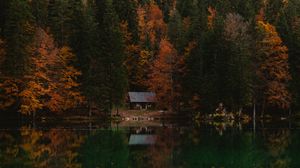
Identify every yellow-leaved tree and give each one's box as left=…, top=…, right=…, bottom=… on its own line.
left=46, top=46, right=84, bottom=112
left=256, top=21, right=291, bottom=114
left=19, top=28, right=84, bottom=115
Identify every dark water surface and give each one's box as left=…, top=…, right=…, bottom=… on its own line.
left=0, top=120, right=300, bottom=168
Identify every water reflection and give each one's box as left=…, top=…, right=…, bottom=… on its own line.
left=0, top=122, right=300, bottom=168
left=265, top=129, right=291, bottom=168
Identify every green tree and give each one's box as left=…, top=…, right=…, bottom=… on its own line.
left=223, top=13, right=254, bottom=111
left=3, top=0, right=35, bottom=77
left=289, top=16, right=300, bottom=109
left=168, top=9, right=184, bottom=52
left=74, top=1, right=100, bottom=108
left=95, top=0, right=127, bottom=113
left=79, top=130, right=129, bottom=168
left=0, top=1, right=9, bottom=37
left=181, top=0, right=208, bottom=111
left=47, top=0, right=82, bottom=46
left=30, top=0, right=49, bottom=28
left=113, top=0, right=139, bottom=42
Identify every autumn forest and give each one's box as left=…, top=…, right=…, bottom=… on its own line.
left=0, top=0, right=300, bottom=118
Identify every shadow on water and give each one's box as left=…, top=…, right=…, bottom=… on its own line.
left=0, top=118, right=300, bottom=168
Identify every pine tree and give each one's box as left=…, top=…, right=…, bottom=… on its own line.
left=223, top=13, right=254, bottom=111
left=0, top=39, right=5, bottom=72
left=120, top=21, right=141, bottom=91
left=176, top=0, right=195, bottom=18
left=113, top=0, right=139, bottom=42
left=95, top=0, right=127, bottom=113
left=0, top=39, right=20, bottom=110
left=289, top=14, right=300, bottom=109
left=0, top=1, right=9, bottom=37
left=76, top=0, right=99, bottom=102
left=183, top=1, right=217, bottom=111
left=31, top=0, right=49, bottom=28
left=168, top=9, right=184, bottom=52
left=3, top=0, right=35, bottom=77
left=47, top=0, right=78, bottom=46
left=68, top=0, right=85, bottom=51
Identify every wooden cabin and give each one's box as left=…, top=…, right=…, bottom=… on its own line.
left=128, top=92, right=157, bottom=110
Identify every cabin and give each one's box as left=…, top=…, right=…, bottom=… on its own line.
left=128, top=92, right=157, bottom=110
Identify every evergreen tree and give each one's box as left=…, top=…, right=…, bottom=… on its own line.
left=47, top=0, right=76, bottom=46
left=183, top=2, right=218, bottom=112
left=95, top=0, right=127, bottom=113
left=288, top=9, right=300, bottom=109
left=0, top=1, right=9, bottom=37
left=82, top=0, right=107, bottom=113
left=176, top=0, right=195, bottom=18
left=223, top=13, right=254, bottom=111
left=31, top=0, right=49, bottom=28
left=113, top=0, right=139, bottom=42
left=168, top=9, right=184, bottom=53
left=68, top=0, right=85, bottom=51
left=3, top=0, right=35, bottom=77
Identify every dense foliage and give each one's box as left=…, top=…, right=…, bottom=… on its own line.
left=0, top=0, right=299, bottom=116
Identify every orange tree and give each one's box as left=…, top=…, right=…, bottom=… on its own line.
left=19, top=28, right=84, bottom=115
left=255, top=21, right=291, bottom=114
left=147, top=39, right=184, bottom=111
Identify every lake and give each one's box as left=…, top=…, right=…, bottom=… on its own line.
left=0, top=119, right=299, bottom=168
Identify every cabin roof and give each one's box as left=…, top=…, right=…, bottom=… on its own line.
left=128, top=92, right=156, bottom=103
left=128, top=134, right=156, bottom=145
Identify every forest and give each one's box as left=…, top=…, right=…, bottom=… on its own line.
left=0, top=0, right=299, bottom=118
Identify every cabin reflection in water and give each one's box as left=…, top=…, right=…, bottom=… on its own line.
left=128, top=127, right=156, bottom=146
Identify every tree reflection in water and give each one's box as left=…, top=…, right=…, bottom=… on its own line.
left=0, top=127, right=85, bottom=168
left=127, top=127, right=180, bottom=168
left=20, top=127, right=84, bottom=168
left=0, top=131, right=31, bottom=168
left=79, top=130, right=129, bottom=168
left=0, top=123, right=300, bottom=168
left=265, top=129, right=291, bottom=168
left=147, top=128, right=179, bottom=168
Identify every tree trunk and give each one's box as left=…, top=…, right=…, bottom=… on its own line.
left=89, top=101, right=92, bottom=117
left=261, top=97, right=266, bottom=118
left=32, top=111, right=36, bottom=128
left=253, top=101, right=256, bottom=134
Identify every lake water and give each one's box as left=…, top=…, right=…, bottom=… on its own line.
left=0, top=120, right=299, bottom=168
